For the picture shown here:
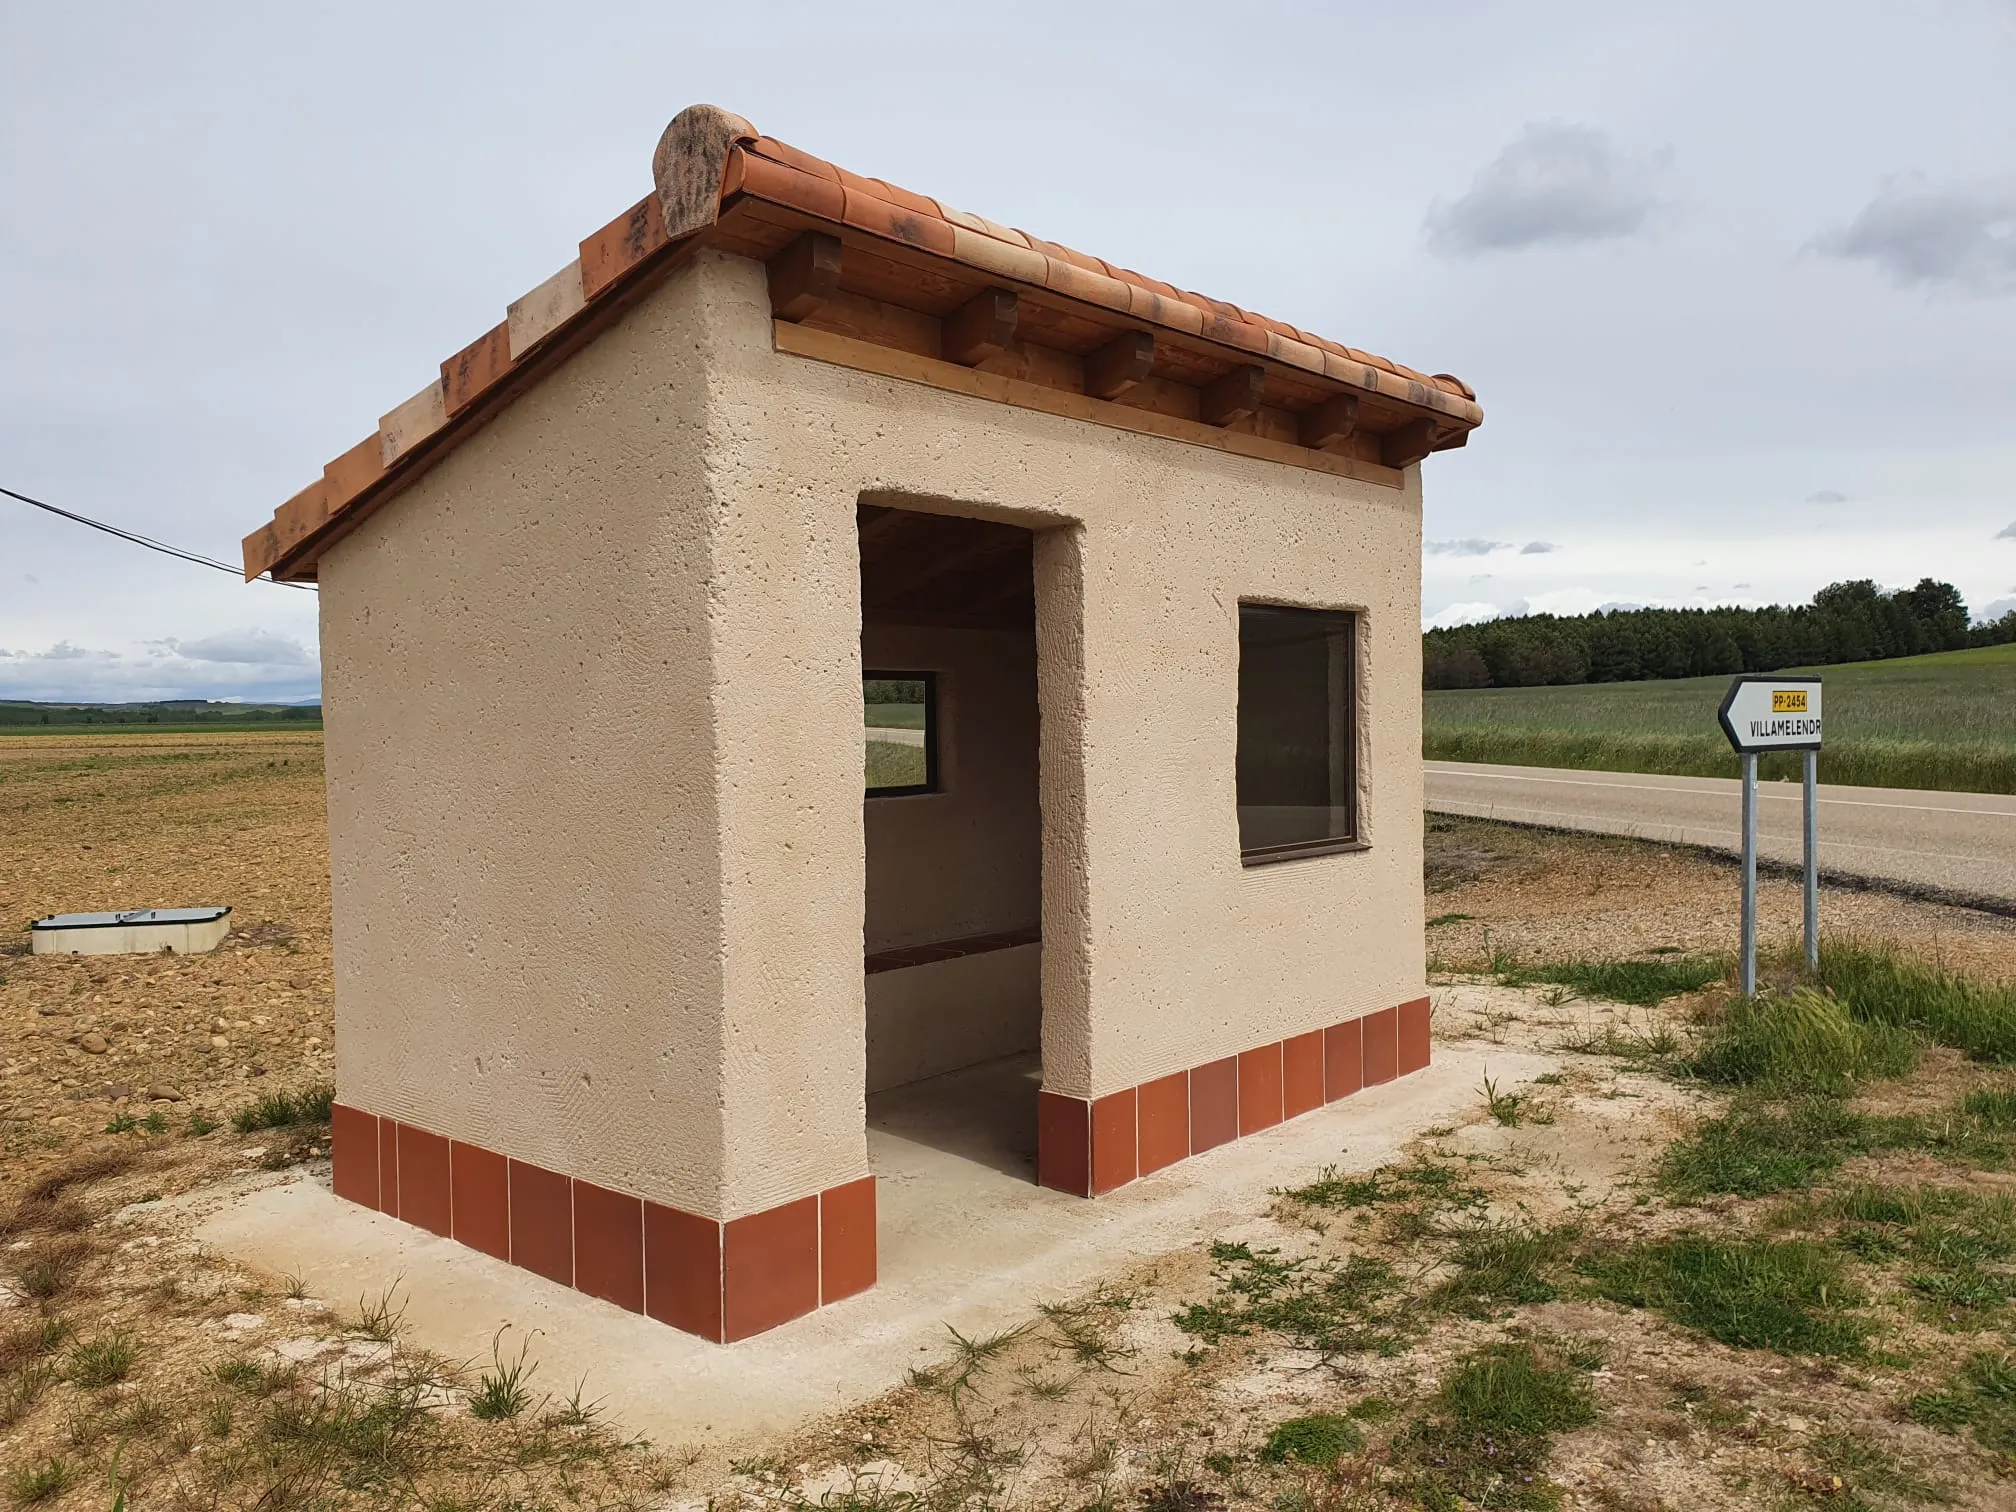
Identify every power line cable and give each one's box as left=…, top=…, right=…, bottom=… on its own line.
left=2, top=484, right=317, bottom=592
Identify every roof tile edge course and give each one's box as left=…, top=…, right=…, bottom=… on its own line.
left=245, top=103, right=1480, bottom=582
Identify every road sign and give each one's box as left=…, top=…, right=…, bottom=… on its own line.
left=1719, top=674, right=1824, bottom=994
left=1718, top=675, right=1823, bottom=753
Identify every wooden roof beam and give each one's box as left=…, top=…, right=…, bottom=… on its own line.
left=768, top=231, right=842, bottom=320
left=942, top=288, right=1019, bottom=366
left=1200, top=364, right=1265, bottom=427
left=1085, top=330, right=1156, bottom=400
left=1380, top=417, right=1437, bottom=469
left=1298, top=393, right=1359, bottom=453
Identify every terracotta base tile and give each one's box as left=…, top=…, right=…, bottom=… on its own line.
left=378, top=1118, right=400, bottom=1217
left=1237, top=1044, right=1284, bottom=1136
left=1325, top=1018, right=1364, bottom=1101
left=1189, top=1056, right=1239, bottom=1153
left=1283, top=1032, right=1325, bottom=1120
left=645, top=1201, right=723, bottom=1341
left=1397, top=996, right=1432, bottom=1076
left=331, top=1105, right=379, bottom=1209
left=1363, top=1006, right=1399, bottom=1086
left=1090, top=1088, right=1138, bottom=1195
left=1136, top=1071, right=1189, bottom=1176
left=1036, top=1089, right=1091, bottom=1197
left=820, top=1176, right=876, bottom=1304
left=572, top=1180, right=644, bottom=1313
left=509, top=1160, right=574, bottom=1287
left=724, top=1196, right=819, bottom=1342
left=449, top=1140, right=509, bottom=1261
left=396, top=1124, right=451, bottom=1237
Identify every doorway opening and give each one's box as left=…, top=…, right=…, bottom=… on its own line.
left=858, top=501, right=1042, bottom=1181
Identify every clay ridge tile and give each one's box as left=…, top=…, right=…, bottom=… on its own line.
left=749, top=137, right=841, bottom=183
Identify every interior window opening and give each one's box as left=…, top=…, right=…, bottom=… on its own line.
left=1236, top=602, right=1359, bottom=862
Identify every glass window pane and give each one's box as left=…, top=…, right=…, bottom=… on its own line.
left=865, top=673, right=935, bottom=796
left=1236, top=605, right=1355, bottom=857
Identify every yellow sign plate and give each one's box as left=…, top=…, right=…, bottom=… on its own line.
left=1772, top=690, right=1809, bottom=713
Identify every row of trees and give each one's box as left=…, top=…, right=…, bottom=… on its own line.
left=1424, top=579, right=2016, bottom=690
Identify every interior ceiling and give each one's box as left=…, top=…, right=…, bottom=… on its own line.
left=858, top=505, right=1035, bottom=630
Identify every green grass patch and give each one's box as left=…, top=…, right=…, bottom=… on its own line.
left=1172, top=1243, right=1415, bottom=1362
left=1432, top=1223, right=1581, bottom=1315
left=1812, top=941, right=2016, bottom=1063
left=1657, top=1096, right=1923, bottom=1199
left=1424, top=645, right=2016, bottom=794
left=1907, top=1350, right=2016, bottom=1455
left=864, top=739, right=927, bottom=790
left=7, top=1458, right=73, bottom=1506
left=1390, top=1340, right=1599, bottom=1511
left=1258, top=1412, right=1363, bottom=1467
left=1685, top=989, right=1920, bottom=1095
left=230, top=1082, right=335, bottom=1134
left=1280, top=1155, right=1488, bottom=1219
left=1581, top=1234, right=1873, bottom=1357
left=1496, top=954, right=1725, bottom=1006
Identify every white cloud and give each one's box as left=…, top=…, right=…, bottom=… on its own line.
left=1519, top=541, right=1558, bottom=554
left=1425, top=122, right=1671, bottom=255
left=1424, top=600, right=1516, bottom=630
left=1975, top=597, right=2016, bottom=623
left=0, top=631, right=319, bottom=703
left=1426, top=538, right=1513, bottom=557
left=1806, top=490, right=1848, bottom=504
left=1813, top=174, right=2016, bottom=297
left=1997, top=521, right=2016, bottom=539
left=168, top=628, right=314, bottom=666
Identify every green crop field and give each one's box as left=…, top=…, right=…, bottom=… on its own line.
left=1424, top=642, right=2016, bottom=793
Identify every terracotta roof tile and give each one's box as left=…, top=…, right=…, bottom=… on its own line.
left=736, top=150, right=845, bottom=222
left=578, top=195, right=668, bottom=301
left=750, top=137, right=840, bottom=183
left=440, top=322, right=514, bottom=416
left=245, top=102, right=1481, bottom=582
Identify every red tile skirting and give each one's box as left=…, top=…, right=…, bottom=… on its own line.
left=328, top=1106, right=873, bottom=1344
left=1034, top=996, right=1433, bottom=1198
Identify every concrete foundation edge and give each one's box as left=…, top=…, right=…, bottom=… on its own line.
left=328, top=1105, right=874, bottom=1343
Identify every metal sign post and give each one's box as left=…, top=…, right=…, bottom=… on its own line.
left=1717, top=675, right=1824, bottom=995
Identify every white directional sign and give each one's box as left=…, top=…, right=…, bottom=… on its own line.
left=1718, top=675, right=1823, bottom=753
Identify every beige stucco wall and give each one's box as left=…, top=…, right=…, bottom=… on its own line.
left=695, top=251, right=1426, bottom=1103
left=322, top=246, right=1425, bottom=1219
left=862, top=624, right=1040, bottom=952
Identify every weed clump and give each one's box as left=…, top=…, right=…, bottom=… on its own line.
left=1259, top=1412, right=1363, bottom=1467
left=231, top=1081, right=335, bottom=1134
left=1497, top=953, right=1725, bottom=1006
left=1907, top=1350, right=2016, bottom=1454
left=1814, top=941, right=2016, bottom=1063
left=1433, top=1223, right=1580, bottom=1315
left=1686, top=988, right=1918, bottom=1095
left=1658, top=1097, right=1910, bottom=1199
left=1390, top=1340, right=1598, bottom=1510
left=1581, top=1234, right=1871, bottom=1357
left=1173, top=1243, right=1415, bottom=1362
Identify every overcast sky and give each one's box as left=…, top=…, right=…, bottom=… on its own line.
left=5, top=0, right=2014, bottom=701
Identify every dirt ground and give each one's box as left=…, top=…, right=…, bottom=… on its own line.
left=4, top=736, right=2015, bottom=1511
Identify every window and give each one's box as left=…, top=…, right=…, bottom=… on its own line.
left=864, top=672, right=938, bottom=797
left=1236, top=604, right=1359, bottom=862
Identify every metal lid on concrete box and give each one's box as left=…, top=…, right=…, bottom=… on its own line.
left=31, top=907, right=231, bottom=931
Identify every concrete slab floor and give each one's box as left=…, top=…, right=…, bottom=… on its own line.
left=193, top=1039, right=1554, bottom=1447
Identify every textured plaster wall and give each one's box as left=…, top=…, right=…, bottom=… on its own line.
left=321, top=245, right=1425, bottom=1219
left=862, top=624, right=1040, bottom=952
left=318, top=257, right=857, bottom=1221
left=862, top=622, right=1042, bottom=1090
left=697, top=252, right=1426, bottom=1104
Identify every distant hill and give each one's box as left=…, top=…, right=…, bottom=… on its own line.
left=0, top=699, right=322, bottom=731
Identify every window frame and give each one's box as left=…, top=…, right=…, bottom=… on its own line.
left=1235, top=602, right=1363, bottom=866
left=863, top=669, right=940, bottom=799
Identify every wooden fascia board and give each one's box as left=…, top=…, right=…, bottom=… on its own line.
left=771, top=318, right=1405, bottom=490
left=717, top=191, right=1480, bottom=438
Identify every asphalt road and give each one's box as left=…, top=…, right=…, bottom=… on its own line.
left=1425, top=761, right=2016, bottom=907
